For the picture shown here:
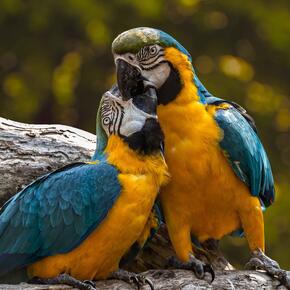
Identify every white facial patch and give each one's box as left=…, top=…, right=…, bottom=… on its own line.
left=100, top=92, right=157, bottom=137
left=141, top=62, right=171, bottom=89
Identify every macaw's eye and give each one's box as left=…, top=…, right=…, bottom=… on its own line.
left=149, top=46, right=157, bottom=55
left=103, top=117, right=111, bottom=126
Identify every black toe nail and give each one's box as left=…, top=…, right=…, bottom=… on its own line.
left=145, top=278, right=154, bottom=290
left=204, top=264, right=215, bottom=283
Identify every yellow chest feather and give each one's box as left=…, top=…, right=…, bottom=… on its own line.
left=28, top=136, right=168, bottom=280
left=158, top=98, right=253, bottom=241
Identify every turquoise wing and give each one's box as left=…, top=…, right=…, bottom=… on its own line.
left=195, top=76, right=275, bottom=207
left=212, top=102, right=275, bottom=208
left=0, top=161, right=121, bottom=276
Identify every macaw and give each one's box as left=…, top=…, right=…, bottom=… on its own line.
left=0, top=85, right=168, bottom=289
left=112, top=27, right=290, bottom=288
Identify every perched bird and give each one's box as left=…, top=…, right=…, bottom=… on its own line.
left=0, top=85, right=168, bottom=289
left=112, top=27, right=290, bottom=288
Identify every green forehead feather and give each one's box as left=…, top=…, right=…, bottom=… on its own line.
left=112, top=27, right=191, bottom=61
left=112, top=27, right=160, bottom=54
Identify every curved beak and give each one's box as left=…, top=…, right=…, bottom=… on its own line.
left=116, top=58, right=158, bottom=115
left=116, top=58, right=145, bottom=101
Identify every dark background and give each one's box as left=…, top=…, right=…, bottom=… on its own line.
left=0, top=0, right=289, bottom=268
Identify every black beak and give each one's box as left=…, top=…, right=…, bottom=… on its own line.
left=132, top=87, right=157, bottom=115
left=116, top=59, right=145, bottom=100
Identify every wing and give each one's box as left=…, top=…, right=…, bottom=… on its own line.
left=195, top=75, right=257, bottom=132
left=212, top=103, right=275, bottom=208
left=0, top=161, right=121, bottom=275
left=206, top=95, right=257, bottom=132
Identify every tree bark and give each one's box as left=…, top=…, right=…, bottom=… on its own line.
left=0, top=270, right=286, bottom=289
left=0, top=117, right=288, bottom=289
left=0, top=117, right=95, bottom=205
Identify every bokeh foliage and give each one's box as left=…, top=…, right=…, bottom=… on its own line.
left=0, top=0, right=289, bottom=268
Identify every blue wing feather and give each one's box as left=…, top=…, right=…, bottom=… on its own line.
left=0, top=160, right=121, bottom=276
left=195, top=79, right=275, bottom=207
left=213, top=104, right=275, bottom=208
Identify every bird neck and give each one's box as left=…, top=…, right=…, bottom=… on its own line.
left=161, top=47, right=204, bottom=106
left=157, top=48, right=221, bottom=147
left=104, top=135, right=169, bottom=184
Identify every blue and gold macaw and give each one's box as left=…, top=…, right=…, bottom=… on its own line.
left=112, top=27, right=290, bottom=288
left=0, top=85, right=168, bottom=289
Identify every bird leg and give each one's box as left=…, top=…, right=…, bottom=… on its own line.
left=110, top=269, right=154, bottom=290
left=168, top=253, right=215, bottom=282
left=28, top=273, right=98, bottom=290
left=245, top=249, right=290, bottom=289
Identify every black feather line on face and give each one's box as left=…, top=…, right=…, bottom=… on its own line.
left=101, top=98, right=124, bottom=136
left=137, top=45, right=160, bottom=61
left=117, top=106, right=124, bottom=136
left=140, top=60, right=168, bottom=71
left=112, top=104, right=119, bottom=134
left=139, top=52, right=165, bottom=67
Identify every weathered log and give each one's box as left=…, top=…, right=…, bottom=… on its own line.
left=0, top=117, right=288, bottom=289
left=0, top=117, right=95, bottom=205
left=0, top=270, right=287, bottom=289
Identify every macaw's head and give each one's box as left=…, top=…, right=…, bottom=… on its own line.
left=95, top=84, right=164, bottom=156
left=112, top=27, right=205, bottom=105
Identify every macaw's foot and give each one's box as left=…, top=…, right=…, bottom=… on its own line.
left=110, top=269, right=154, bottom=290
left=28, top=273, right=98, bottom=290
left=168, top=254, right=215, bottom=282
left=245, top=249, right=290, bottom=289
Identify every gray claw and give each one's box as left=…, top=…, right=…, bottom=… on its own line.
left=245, top=257, right=264, bottom=270
left=167, top=255, right=215, bottom=282
left=145, top=277, right=154, bottom=290
left=246, top=250, right=290, bottom=289
left=83, top=280, right=96, bottom=288
left=203, top=264, right=215, bottom=283
left=192, top=260, right=204, bottom=279
left=28, top=274, right=97, bottom=290
left=130, top=274, right=154, bottom=290
left=276, top=270, right=290, bottom=289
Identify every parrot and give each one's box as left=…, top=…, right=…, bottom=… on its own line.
left=0, top=84, right=169, bottom=290
left=111, top=27, right=290, bottom=288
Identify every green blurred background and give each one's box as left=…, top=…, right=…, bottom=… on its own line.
left=0, top=0, right=289, bottom=268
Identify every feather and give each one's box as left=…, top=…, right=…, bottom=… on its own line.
left=0, top=160, right=121, bottom=276
left=214, top=105, right=275, bottom=207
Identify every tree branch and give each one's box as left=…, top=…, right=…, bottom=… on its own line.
left=0, top=117, right=287, bottom=289
left=0, top=117, right=95, bottom=205
left=0, top=270, right=285, bottom=289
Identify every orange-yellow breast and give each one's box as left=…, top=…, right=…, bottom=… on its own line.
left=28, top=136, right=168, bottom=280
left=158, top=47, right=260, bottom=243
left=158, top=100, right=261, bottom=242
